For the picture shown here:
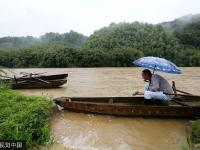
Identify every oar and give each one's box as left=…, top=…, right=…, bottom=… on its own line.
left=164, top=92, right=200, bottom=98
left=172, top=81, right=193, bottom=96
left=16, top=77, right=50, bottom=84
left=176, top=89, right=193, bottom=95
left=171, top=99, right=189, bottom=106
left=132, top=92, right=198, bottom=98
left=33, top=77, right=50, bottom=84
left=132, top=92, right=190, bottom=106
left=18, top=74, right=50, bottom=84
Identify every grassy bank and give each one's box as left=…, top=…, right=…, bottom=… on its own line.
left=188, top=120, right=200, bottom=149
left=0, top=85, right=53, bottom=149
left=190, top=120, right=200, bottom=143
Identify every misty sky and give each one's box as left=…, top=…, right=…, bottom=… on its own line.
left=0, top=0, right=199, bottom=37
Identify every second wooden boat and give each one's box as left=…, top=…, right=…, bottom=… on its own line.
left=11, top=79, right=67, bottom=89
left=1, top=73, right=68, bottom=89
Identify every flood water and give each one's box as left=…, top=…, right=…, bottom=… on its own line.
left=13, top=67, right=200, bottom=150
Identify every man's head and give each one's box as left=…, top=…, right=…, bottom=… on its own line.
left=142, top=69, right=152, bottom=81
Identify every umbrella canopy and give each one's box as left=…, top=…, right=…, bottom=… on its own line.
left=133, top=56, right=181, bottom=74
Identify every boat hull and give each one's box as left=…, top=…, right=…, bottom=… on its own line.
left=54, top=96, right=200, bottom=118
left=12, top=79, right=67, bottom=89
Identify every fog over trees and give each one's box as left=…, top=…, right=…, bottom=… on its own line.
left=0, top=14, right=199, bottom=67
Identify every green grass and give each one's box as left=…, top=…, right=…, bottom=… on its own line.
left=190, top=120, right=200, bottom=144
left=0, top=85, right=54, bottom=149
left=183, top=120, right=200, bottom=150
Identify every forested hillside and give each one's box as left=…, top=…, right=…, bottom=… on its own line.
left=0, top=14, right=199, bottom=67
left=84, top=22, right=181, bottom=62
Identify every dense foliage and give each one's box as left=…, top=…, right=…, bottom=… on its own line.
left=0, top=85, right=53, bottom=149
left=174, top=21, right=200, bottom=48
left=84, top=22, right=181, bottom=62
left=0, top=14, right=199, bottom=67
left=0, top=44, right=143, bottom=67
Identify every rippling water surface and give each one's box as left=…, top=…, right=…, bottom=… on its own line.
left=15, top=67, right=200, bottom=150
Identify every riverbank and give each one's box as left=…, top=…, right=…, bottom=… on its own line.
left=187, top=120, right=200, bottom=150
left=0, top=85, right=54, bottom=149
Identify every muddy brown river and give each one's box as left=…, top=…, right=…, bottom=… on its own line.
left=12, top=67, right=200, bottom=150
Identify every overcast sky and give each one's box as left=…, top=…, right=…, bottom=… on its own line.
left=0, top=0, right=199, bottom=37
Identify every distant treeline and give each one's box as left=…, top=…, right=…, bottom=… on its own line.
left=0, top=16, right=200, bottom=67
left=0, top=30, right=86, bottom=49
left=0, top=44, right=142, bottom=67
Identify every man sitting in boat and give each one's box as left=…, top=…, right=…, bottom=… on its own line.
left=134, top=69, right=174, bottom=101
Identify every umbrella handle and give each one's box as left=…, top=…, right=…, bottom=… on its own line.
left=152, top=65, right=156, bottom=74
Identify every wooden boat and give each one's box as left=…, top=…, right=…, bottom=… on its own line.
left=1, top=73, right=68, bottom=89
left=11, top=79, right=67, bottom=89
left=54, top=95, right=200, bottom=118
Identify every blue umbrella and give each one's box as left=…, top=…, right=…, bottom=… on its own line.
left=133, top=56, right=181, bottom=74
